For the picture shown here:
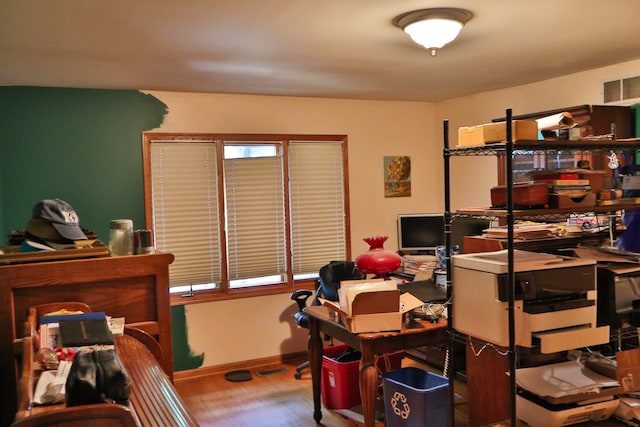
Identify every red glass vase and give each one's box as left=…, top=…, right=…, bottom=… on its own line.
left=355, top=236, right=402, bottom=276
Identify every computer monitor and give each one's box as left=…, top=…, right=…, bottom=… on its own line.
left=450, top=216, right=491, bottom=252
left=397, top=213, right=445, bottom=253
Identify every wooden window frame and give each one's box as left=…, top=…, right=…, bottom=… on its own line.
left=142, top=132, right=352, bottom=305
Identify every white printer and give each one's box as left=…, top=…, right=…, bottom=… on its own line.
left=515, top=360, right=620, bottom=427
left=452, top=250, right=610, bottom=353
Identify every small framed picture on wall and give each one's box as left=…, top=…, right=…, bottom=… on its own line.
left=384, top=155, right=411, bottom=197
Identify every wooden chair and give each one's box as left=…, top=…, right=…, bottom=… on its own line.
left=24, top=302, right=92, bottom=348
left=31, top=302, right=92, bottom=320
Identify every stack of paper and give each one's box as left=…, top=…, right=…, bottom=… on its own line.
left=33, top=360, right=72, bottom=405
left=338, top=280, right=398, bottom=317
left=41, top=311, right=113, bottom=348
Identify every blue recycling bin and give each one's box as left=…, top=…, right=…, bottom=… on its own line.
left=382, top=367, right=449, bottom=427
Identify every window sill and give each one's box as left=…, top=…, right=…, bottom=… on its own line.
left=169, top=278, right=317, bottom=306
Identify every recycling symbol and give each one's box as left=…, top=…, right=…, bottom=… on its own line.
left=390, top=391, right=411, bottom=419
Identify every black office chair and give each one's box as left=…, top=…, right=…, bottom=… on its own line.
left=290, top=260, right=365, bottom=379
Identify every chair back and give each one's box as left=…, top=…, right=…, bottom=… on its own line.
left=316, top=260, right=365, bottom=302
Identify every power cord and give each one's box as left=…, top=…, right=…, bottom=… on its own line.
left=468, top=339, right=510, bottom=357
left=443, top=347, right=449, bottom=378
left=414, top=297, right=451, bottom=322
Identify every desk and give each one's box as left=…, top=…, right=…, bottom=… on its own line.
left=14, top=329, right=198, bottom=426
left=304, top=306, right=447, bottom=427
left=1, top=252, right=174, bottom=426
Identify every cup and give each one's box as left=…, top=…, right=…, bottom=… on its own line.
left=134, top=229, right=155, bottom=254
left=436, top=245, right=446, bottom=270
left=436, top=244, right=459, bottom=270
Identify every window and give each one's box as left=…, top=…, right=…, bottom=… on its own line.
left=142, top=133, right=350, bottom=303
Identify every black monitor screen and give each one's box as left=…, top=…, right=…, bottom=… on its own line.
left=397, top=214, right=445, bottom=252
left=450, top=216, right=491, bottom=252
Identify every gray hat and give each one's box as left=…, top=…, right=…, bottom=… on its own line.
left=32, top=199, right=88, bottom=241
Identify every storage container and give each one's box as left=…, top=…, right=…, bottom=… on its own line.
left=382, top=367, right=449, bottom=427
left=108, top=219, right=134, bottom=256
left=490, top=182, right=549, bottom=208
left=321, top=344, right=404, bottom=410
left=458, top=120, right=538, bottom=146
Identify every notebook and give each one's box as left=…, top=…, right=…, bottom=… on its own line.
left=58, top=318, right=115, bottom=347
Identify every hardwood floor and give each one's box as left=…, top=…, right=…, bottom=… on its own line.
left=174, top=354, right=466, bottom=427
left=173, top=354, right=627, bottom=427
left=175, top=357, right=351, bottom=427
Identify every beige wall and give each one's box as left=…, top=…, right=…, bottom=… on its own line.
left=147, top=92, right=441, bottom=367
left=148, top=57, right=640, bottom=369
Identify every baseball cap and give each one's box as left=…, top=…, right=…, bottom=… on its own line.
left=26, top=218, right=67, bottom=243
left=32, top=199, right=88, bottom=241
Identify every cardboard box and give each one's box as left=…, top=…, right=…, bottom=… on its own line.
left=622, top=175, right=640, bottom=190
left=458, top=120, right=538, bottom=147
left=319, top=282, right=423, bottom=333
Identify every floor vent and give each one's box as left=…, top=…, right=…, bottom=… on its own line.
left=255, top=367, right=288, bottom=377
left=603, top=75, right=640, bottom=103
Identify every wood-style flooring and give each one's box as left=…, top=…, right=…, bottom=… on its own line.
left=174, top=356, right=460, bottom=427
left=174, top=355, right=627, bottom=427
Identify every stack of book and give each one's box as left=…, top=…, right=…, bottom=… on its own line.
left=39, top=311, right=124, bottom=349
left=401, top=254, right=437, bottom=275
left=533, top=176, right=592, bottom=198
left=532, top=172, right=597, bottom=208
left=484, top=222, right=561, bottom=240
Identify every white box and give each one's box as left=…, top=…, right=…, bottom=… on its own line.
left=320, top=282, right=423, bottom=333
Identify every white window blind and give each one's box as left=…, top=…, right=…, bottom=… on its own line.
left=150, top=142, right=222, bottom=288
left=145, top=134, right=349, bottom=295
left=289, top=141, right=346, bottom=276
left=224, top=151, right=287, bottom=285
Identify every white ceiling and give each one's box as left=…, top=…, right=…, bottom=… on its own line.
left=2, top=0, right=640, bottom=102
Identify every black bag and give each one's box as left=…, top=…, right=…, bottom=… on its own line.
left=65, top=349, right=131, bottom=406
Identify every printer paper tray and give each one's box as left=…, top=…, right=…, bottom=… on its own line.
left=533, top=325, right=609, bottom=353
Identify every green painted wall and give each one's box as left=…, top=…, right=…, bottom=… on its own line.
left=0, top=86, right=203, bottom=372
left=171, top=305, right=205, bottom=371
left=0, top=87, right=167, bottom=244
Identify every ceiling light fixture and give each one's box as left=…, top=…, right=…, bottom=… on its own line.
left=393, top=8, right=473, bottom=56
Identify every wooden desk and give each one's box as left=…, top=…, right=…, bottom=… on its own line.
left=14, top=329, right=198, bottom=427
left=304, top=306, right=447, bottom=427
left=1, top=252, right=174, bottom=427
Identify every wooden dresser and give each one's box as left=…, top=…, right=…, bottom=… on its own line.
left=0, top=252, right=174, bottom=427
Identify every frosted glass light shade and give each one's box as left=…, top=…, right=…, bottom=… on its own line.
left=404, top=19, right=464, bottom=50
left=393, top=8, right=472, bottom=56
